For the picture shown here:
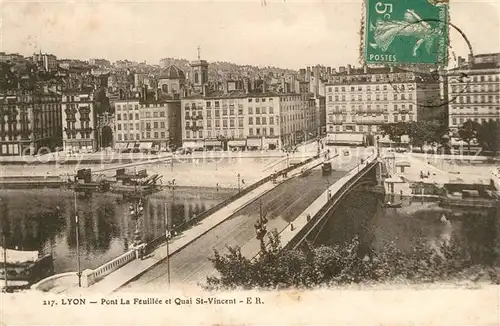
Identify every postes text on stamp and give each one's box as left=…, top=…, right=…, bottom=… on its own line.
left=364, top=0, right=449, bottom=66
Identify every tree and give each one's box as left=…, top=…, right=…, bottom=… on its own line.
left=379, top=122, right=408, bottom=147
left=407, top=122, right=426, bottom=152
left=203, top=230, right=494, bottom=291
left=458, top=120, right=481, bottom=154
left=476, top=120, right=500, bottom=156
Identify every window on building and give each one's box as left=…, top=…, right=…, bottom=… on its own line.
left=249, top=128, right=254, bottom=135
left=256, top=128, right=261, bottom=135
left=154, top=132, right=159, bottom=138
left=186, top=130, right=190, bottom=138
left=223, top=119, right=228, bottom=128
left=262, top=117, right=267, bottom=125
left=160, top=122, right=165, bottom=128
left=160, top=111, right=165, bottom=117
left=199, top=131, right=203, bottom=138
left=248, top=107, right=253, bottom=114
left=136, top=123, right=139, bottom=130
left=117, top=114, right=121, bottom=120
left=117, top=124, right=122, bottom=130
left=215, top=120, right=220, bottom=127
left=153, top=122, right=159, bottom=128
left=215, top=110, right=220, bottom=117
left=124, top=134, right=128, bottom=141
left=394, top=94, right=398, bottom=100
left=223, top=109, right=228, bottom=116
left=394, top=115, right=398, bottom=122
left=248, top=117, right=253, bottom=125
left=256, top=107, right=260, bottom=114
left=256, top=117, right=261, bottom=125
left=230, top=119, right=235, bottom=127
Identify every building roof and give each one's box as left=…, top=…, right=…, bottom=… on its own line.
left=182, top=89, right=306, bottom=100
left=159, top=65, right=185, bottom=80
left=448, top=61, right=500, bottom=72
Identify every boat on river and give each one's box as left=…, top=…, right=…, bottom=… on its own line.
left=111, top=168, right=162, bottom=196
left=0, top=247, right=54, bottom=291
left=382, top=201, right=402, bottom=208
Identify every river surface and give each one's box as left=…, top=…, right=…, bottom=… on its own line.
left=316, top=190, right=500, bottom=266
left=0, top=187, right=235, bottom=273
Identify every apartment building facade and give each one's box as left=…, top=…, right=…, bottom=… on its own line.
left=447, top=53, right=500, bottom=146
left=180, top=91, right=318, bottom=151
left=0, top=88, right=62, bottom=156
left=114, top=98, right=181, bottom=151
left=61, top=90, right=96, bottom=153
left=325, top=66, right=443, bottom=145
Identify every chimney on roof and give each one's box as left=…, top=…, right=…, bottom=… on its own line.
left=306, top=67, right=311, bottom=81
left=313, top=66, right=320, bottom=96
left=243, top=79, right=249, bottom=94
left=347, top=64, right=352, bottom=75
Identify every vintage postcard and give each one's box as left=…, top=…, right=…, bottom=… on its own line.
left=0, top=0, right=499, bottom=325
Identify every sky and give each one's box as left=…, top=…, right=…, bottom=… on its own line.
left=0, top=0, right=499, bottom=69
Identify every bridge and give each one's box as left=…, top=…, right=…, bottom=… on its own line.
left=32, top=147, right=383, bottom=294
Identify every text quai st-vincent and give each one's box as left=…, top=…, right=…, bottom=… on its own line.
left=43, top=297, right=264, bottom=307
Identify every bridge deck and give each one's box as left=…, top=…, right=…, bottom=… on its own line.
left=118, top=159, right=358, bottom=292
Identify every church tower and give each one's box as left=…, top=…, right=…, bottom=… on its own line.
left=190, top=46, right=209, bottom=95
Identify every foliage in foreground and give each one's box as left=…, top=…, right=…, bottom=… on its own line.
left=204, top=231, right=499, bottom=291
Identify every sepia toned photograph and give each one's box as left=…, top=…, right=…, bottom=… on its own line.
left=0, top=0, right=499, bottom=324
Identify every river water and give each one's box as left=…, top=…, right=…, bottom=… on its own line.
left=316, top=189, right=500, bottom=266
left=0, top=187, right=235, bottom=273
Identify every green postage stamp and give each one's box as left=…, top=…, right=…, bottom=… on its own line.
left=364, top=0, right=449, bottom=66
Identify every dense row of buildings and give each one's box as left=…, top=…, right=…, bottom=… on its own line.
left=0, top=51, right=498, bottom=156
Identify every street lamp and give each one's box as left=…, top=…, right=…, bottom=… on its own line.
left=167, top=179, right=177, bottom=220
left=163, top=203, right=176, bottom=290
left=129, top=197, right=144, bottom=247
left=376, top=136, right=380, bottom=157
left=254, top=199, right=268, bottom=254
left=237, top=173, right=241, bottom=193
left=73, top=191, right=82, bottom=287
left=1, top=230, right=10, bottom=293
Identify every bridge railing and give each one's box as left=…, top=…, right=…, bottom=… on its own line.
left=248, top=151, right=378, bottom=260
left=143, top=152, right=324, bottom=255
left=281, top=152, right=378, bottom=251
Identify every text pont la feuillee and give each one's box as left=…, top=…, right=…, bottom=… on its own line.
left=57, top=297, right=264, bottom=306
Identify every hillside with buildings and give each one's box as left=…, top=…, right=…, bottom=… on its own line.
left=0, top=50, right=499, bottom=156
